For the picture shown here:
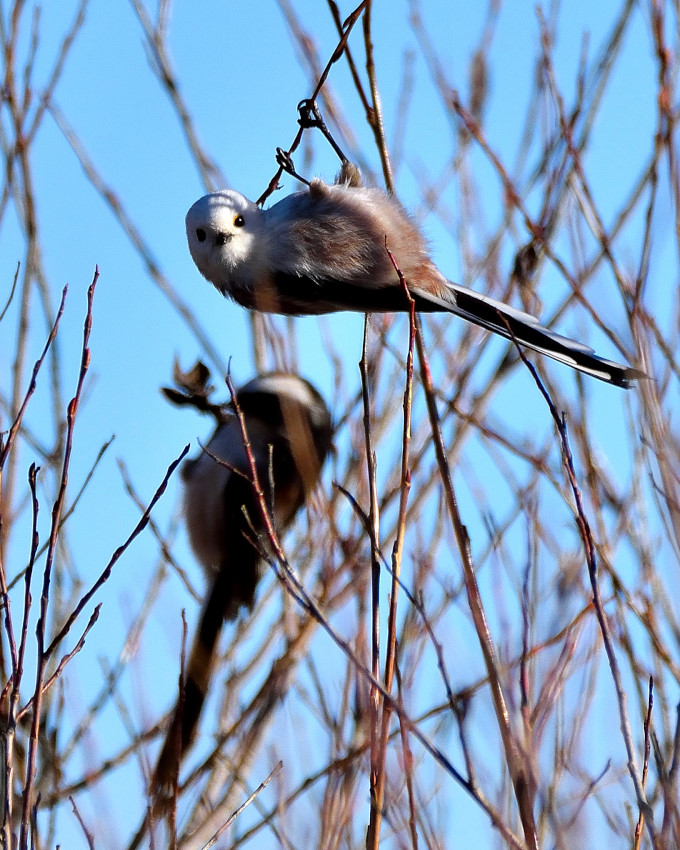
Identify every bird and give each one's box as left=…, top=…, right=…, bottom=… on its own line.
left=185, top=168, right=642, bottom=387
left=153, top=369, right=333, bottom=794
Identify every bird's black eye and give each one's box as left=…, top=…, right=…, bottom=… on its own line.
left=233, top=214, right=245, bottom=228
left=196, top=228, right=207, bottom=242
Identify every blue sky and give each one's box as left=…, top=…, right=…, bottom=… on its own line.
left=1, top=1, right=676, bottom=847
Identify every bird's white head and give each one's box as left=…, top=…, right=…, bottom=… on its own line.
left=185, top=190, right=264, bottom=293
left=237, top=373, right=332, bottom=432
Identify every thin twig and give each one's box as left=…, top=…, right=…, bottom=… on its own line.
left=256, top=0, right=369, bottom=205
left=19, top=272, right=98, bottom=850
left=0, top=286, right=67, bottom=472
left=43, top=443, right=190, bottom=662
left=366, top=247, right=416, bottom=850
left=509, top=330, right=656, bottom=846
left=413, top=318, right=539, bottom=850
left=199, top=761, right=283, bottom=850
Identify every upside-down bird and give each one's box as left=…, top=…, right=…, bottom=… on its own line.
left=185, top=167, right=642, bottom=387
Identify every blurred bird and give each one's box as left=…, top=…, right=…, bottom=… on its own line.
left=153, top=366, right=333, bottom=794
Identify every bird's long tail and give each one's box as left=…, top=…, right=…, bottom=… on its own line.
left=412, top=281, right=643, bottom=388
left=152, top=540, right=259, bottom=796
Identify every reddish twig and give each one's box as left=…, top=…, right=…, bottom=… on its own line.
left=366, top=246, right=416, bottom=850
left=358, top=316, right=383, bottom=840
left=44, top=444, right=189, bottom=662
left=414, top=320, right=539, bottom=850
left=634, top=677, right=653, bottom=849
left=19, top=272, right=97, bottom=850
left=509, top=330, right=656, bottom=846
left=0, top=286, right=67, bottom=472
